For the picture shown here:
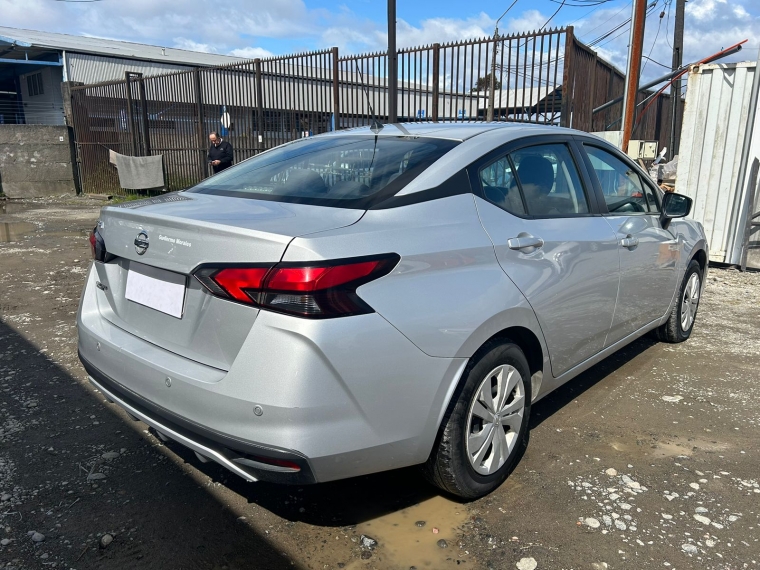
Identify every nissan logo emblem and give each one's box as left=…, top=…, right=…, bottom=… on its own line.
left=134, top=231, right=149, bottom=255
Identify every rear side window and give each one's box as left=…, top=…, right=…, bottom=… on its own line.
left=479, top=155, right=526, bottom=216
left=512, top=144, right=590, bottom=216
left=187, top=136, right=459, bottom=209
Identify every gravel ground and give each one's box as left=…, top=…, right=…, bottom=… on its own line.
left=0, top=197, right=759, bottom=570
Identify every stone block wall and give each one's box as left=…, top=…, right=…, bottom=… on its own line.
left=0, top=125, right=77, bottom=198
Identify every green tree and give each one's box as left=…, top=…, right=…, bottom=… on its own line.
left=473, top=73, right=502, bottom=93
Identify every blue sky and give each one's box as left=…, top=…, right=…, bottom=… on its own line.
left=1, top=0, right=758, bottom=82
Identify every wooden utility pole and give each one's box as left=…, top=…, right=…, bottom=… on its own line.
left=388, top=0, right=398, bottom=123
left=621, top=0, right=648, bottom=152
left=669, top=0, right=686, bottom=158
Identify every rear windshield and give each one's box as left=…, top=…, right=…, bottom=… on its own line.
left=186, top=135, right=459, bottom=209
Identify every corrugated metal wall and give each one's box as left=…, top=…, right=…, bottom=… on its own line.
left=676, top=61, right=760, bottom=264
left=66, top=53, right=191, bottom=84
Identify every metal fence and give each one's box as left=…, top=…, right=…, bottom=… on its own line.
left=68, top=27, right=677, bottom=195
left=566, top=36, right=674, bottom=151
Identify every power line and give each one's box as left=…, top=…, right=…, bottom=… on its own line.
left=664, top=0, right=674, bottom=49
left=549, top=0, right=614, bottom=6
left=541, top=0, right=569, bottom=30
left=593, top=1, right=659, bottom=48
left=578, top=1, right=633, bottom=40
left=641, top=9, right=665, bottom=75
left=566, top=0, right=620, bottom=30
left=642, top=54, right=671, bottom=68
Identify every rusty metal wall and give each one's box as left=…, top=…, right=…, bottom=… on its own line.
left=568, top=38, right=674, bottom=151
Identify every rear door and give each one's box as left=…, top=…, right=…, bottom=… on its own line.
left=578, top=141, right=680, bottom=345
left=472, top=136, right=620, bottom=378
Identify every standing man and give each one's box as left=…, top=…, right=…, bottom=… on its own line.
left=208, top=132, right=234, bottom=174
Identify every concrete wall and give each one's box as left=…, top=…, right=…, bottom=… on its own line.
left=0, top=125, right=76, bottom=198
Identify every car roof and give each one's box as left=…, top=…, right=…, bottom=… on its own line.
left=321, top=121, right=569, bottom=142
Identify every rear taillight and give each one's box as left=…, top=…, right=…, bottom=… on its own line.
left=90, top=226, right=111, bottom=262
left=194, top=254, right=399, bottom=318
left=89, top=230, right=97, bottom=259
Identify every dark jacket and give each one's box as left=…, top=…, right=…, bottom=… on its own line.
left=207, top=140, right=234, bottom=174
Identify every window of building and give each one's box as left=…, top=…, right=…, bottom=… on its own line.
left=26, top=73, right=44, bottom=97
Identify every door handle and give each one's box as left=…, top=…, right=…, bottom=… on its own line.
left=620, top=235, right=639, bottom=249
left=508, top=235, right=544, bottom=251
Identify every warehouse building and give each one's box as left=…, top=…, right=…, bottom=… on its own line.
left=0, top=27, right=243, bottom=125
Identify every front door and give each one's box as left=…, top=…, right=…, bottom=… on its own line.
left=473, top=140, right=620, bottom=378
left=581, top=143, right=680, bottom=345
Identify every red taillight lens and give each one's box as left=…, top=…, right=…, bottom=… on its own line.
left=90, top=226, right=111, bottom=262
left=210, top=267, right=269, bottom=303
left=193, top=255, right=399, bottom=318
left=264, top=266, right=329, bottom=292
left=264, top=261, right=380, bottom=292
left=89, top=231, right=97, bottom=259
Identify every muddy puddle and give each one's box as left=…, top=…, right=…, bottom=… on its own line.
left=0, top=219, right=36, bottom=242
left=348, top=495, right=472, bottom=569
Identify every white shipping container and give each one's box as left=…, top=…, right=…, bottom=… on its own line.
left=676, top=61, right=760, bottom=266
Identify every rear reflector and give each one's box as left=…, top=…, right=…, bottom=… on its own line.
left=194, top=254, right=399, bottom=318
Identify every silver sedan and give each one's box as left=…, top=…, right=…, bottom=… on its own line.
left=78, top=122, right=707, bottom=499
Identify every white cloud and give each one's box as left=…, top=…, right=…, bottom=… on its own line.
left=571, top=0, right=760, bottom=84
left=0, top=0, right=756, bottom=78
left=229, top=46, right=276, bottom=60
left=506, top=10, right=550, bottom=34
left=172, top=38, right=218, bottom=53
left=0, top=0, right=308, bottom=58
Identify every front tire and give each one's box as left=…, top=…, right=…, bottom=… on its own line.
left=423, top=340, right=531, bottom=499
left=655, top=259, right=703, bottom=343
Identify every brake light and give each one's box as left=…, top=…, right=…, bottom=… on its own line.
left=194, top=254, right=399, bottom=318
left=89, top=230, right=97, bottom=259
left=89, top=225, right=111, bottom=262
left=265, top=261, right=380, bottom=292
left=211, top=267, right=269, bottom=303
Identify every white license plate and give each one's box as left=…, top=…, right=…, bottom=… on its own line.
left=125, top=263, right=186, bottom=319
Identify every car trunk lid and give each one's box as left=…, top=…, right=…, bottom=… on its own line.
left=92, top=193, right=363, bottom=370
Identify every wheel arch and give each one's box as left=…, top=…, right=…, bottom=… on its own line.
left=425, top=324, right=545, bottom=467
left=692, top=247, right=707, bottom=273
left=436, top=323, right=546, bottom=437
left=480, top=326, right=544, bottom=380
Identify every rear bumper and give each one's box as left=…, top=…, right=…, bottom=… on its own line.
left=80, top=352, right=316, bottom=484
left=77, top=264, right=467, bottom=483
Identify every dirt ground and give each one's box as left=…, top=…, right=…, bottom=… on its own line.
left=1, top=196, right=759, bottom=570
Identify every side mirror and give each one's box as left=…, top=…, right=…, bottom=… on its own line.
left=662, top=192, right=692, bottom=219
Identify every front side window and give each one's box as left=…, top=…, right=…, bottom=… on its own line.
left=584, top=145, right=658, bottom=214
left=511, top=143, right=590, bottom=216
left=187, top=135, right=459, bottom=209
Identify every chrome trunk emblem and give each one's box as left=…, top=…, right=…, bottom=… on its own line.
left=134, top=231, right=149, bottom=255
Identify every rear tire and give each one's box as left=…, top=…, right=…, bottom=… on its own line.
left=423, top=340, right=531, bottom=500
left=655, top=259, right=703, bottom=343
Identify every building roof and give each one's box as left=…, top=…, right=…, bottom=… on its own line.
left=0, top=26, right=245, bottom=67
